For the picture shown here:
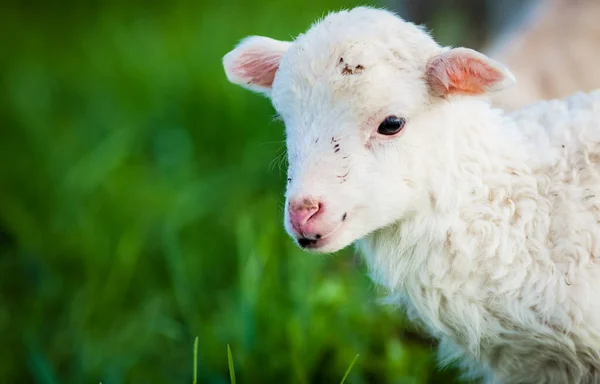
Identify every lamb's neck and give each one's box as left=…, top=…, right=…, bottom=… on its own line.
left=425, top=99, right=533, bottom=215
left=433, top=98, right=530, bottom=187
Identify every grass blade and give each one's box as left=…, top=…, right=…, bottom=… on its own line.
left=227, top=344, right=236, bottom=384
left=340, top=354, right=359, bottom=384
left=193, top=337, right=199, bottom=384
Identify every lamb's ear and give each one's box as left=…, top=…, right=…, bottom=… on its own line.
left=223, top=36, right=291, bottom=95
left=425, top=48, right=515, bottom=97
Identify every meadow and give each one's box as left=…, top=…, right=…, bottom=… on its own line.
left=0, top=1, right=478, bottom=382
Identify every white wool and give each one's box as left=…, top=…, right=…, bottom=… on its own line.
left=359, top=90, right=600, bottom=383
left=223, top=6, right=600, bottom=384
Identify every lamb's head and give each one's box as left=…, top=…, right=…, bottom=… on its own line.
left=223, top=7, right=515, bottom=253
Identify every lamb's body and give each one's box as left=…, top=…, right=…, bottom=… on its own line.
left=360, top=91, right=600, bottom=383
left=223, top=7, right=600, bottom=383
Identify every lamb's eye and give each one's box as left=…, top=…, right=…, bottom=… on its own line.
left=377, top=116, right=406, bottom=135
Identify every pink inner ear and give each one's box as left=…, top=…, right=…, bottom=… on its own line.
left=427, top=52, right=503, bottom=96
left=231, top=49, right=285, bottom=88
left=446, top=56, right=503, bottom=94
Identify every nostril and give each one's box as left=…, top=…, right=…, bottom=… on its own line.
left=288, top=198, right=323, bottom=228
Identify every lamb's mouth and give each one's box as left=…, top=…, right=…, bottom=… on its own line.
left=297, top=237, right=320, bottom=248
left=297, top=235, right=336, bottom=250
left=296, top=212, right=347, bottom=249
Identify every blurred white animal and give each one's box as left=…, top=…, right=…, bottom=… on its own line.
left=487, top=0, right=600, bottom=110
left=223, top=7, right=600, bottom=384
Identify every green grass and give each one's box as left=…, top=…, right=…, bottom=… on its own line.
left=193, top=337, right=199, bottom=384
left=227, top=345, right=236, bottom=384
left=224, top=345, right=359, bottom=384
left=340, top=354, right=360, bottom=384
left=0, top=1, right=471, bottom=383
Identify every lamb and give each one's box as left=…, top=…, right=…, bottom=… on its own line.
left=222, top=7, right=600, bottom=384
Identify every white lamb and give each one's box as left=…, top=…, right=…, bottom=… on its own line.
left=222, top=7, right=600, bottom=384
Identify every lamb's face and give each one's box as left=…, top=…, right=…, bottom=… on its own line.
left=223, top=7, right=515, bottom=253
left=271, top=39, right=437, bottom=253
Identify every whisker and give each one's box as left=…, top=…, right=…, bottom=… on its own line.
left=269, top=145, right=288, bottom=173
left=271, top=113, right=284, bottom=123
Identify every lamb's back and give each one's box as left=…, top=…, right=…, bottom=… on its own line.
left=507, top=89, right=600, bottom=333
left=507, top=89, right=600, bottom=173
left=459, top=90, right=600, bottom=383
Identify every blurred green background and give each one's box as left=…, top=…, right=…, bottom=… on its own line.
left=0, top=0, right=524, bottom=383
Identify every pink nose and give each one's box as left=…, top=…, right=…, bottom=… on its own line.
left=288, top=197, right=322, bottom=232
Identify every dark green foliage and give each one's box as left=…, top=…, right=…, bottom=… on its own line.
left=0, top=1, right=469, bottom=383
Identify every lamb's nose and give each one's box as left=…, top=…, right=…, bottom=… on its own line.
left=288, top=198, right=322, bottom=231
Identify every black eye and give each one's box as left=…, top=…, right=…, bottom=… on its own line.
left=377, top=116, right=406, bottom=135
